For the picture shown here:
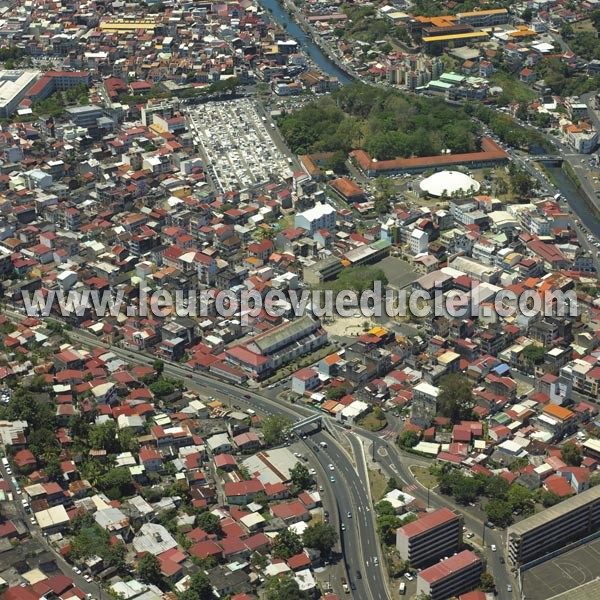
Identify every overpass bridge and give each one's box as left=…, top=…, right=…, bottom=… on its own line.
left=530, top=155, right=563, bottom=165
left=287, top=413, right=323, bottom=435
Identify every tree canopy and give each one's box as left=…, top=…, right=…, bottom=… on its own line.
left=265, top=574, right=309, bottom=600
left=262, top=415, right=291, bottom=445
left=485, top=498, right=513, bottom=528
left=302, top=522, right=338, bottom=555
left=437, top=374, right=475, bottom=423
left=290, top=462, right=312, bottom=491
left=561, top=442, right=583, bottom=467
left=196, top=511, right=222, bottom=535
left=137, top=553, right=162, bottom=585
left=278, top=82, right=479, bottom=160
left=179, top=571, right=215, bottom=600
left=273, top=528, right=303, bottom=559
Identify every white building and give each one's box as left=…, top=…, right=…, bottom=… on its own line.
left=0, top=70, right=41, bottom=117
left=565, top=125, right=598, bottom=154
left=294, top=204, right=336, bottom=234
left=410, top=228, right=429, bottom=255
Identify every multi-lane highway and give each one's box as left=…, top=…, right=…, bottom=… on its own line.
left=60, top=325, right=391, bottom=600
left=5, top=309, right=515, bottom=598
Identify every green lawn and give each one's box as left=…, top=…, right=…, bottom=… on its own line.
left=490, top=72, right=536, bottom=104
left=368, top=465, right=389, bottom=501
left=358, top=412, right=388, bottom=432
left=411, top=466, right=438, bottom=489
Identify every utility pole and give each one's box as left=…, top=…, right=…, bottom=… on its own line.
left=427, top=485, right=430, bottom=509
left=372, top=441, right=376, bottom=462
left=482, top=523, right=486, bottom=547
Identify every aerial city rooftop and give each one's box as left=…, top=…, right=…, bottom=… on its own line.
left=0, top=0, right=599, bottom=600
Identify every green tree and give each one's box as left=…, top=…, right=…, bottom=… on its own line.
left=272, top=528, right=303, bottom=559
left=510, top=170, right=534, bottom=198
left=453, top=476, right=482, bottom=505
left=326, top=386, right=346, bottom=401
left=290, top=462, right=311, bottom=490
left=326, top=150, right=348, bottom=174
left=69, top=414, right=90, bottom=440
left=265, top=574, right=309, bottom=600
left=179, top=571, right=215, bottom=600
left=484, top=475, right=509, bottom=499
left=149, top=379, right=176, bottom=398
left=262, top=415, right=291, bottom=445
left=437, top=374, right=475, bottom=423
left=97, top=466, right=133, bottom=499
left=521, top=8, right=533, bottom=22
left=541, top=490, right=561, bottom=507
left=521, top=344, right=545, bottom=366
left=302, top=522, right=338, bottom=555
left=507, top=484, right=532, bottom=512
left=196, top=511, right=222, bottom=535
left=376, top=500, right=397, bottom=517
left=398, top=430, right=419, bottom=448
left=119, top=427, right=140, bottom=453
left=137, top=552, right=162, bottom=584
left=485, top=498, right=513, bottom=528
left=509, top=456, right=530, bottom=472
left=152, top=359, right=165, bottom=375
left=385, top=477, right=400, bottom=494
left=589, top=472, right=600, bottom=488
left=45, top=456, right=63, bottom=482
left=377, top=514, right=401, bottom=545
left=480, top=571, right=495, bottom=592
left=561, top=442, right=583, bottom=466
left=89, top=421, right=118, bottom=453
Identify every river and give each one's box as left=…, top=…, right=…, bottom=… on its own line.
left=257, top=0, right=352, bottom=84
left=258, top=0, right=600, bottom=239
left=543, top=164, right=600, bottom=237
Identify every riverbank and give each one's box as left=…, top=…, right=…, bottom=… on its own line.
left=564, top=161, right=583, bottom=189
left=546, top=163, right=600, bottom=230
left=257, top=0, right=353, bottom=84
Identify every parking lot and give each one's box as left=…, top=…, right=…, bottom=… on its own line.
left=188, top=98, right=292, bottom=193
left=522, top=537, right=600, bottom=600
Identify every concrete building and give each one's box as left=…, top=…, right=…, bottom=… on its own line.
left=396, top=508, right=462, bottom=567
left=506, top=485, right=600, bottom=566
left=410, top=228, right=429, bottom=255
left=65, top=104, right=104, bottom=128
left=456, top=8, right=509, bottom=27
left=294, top=203, right=336, bottom=234
left=411, top=382, right=440, bottom=427
left=416, top=551, right=483, bottom=600
left=0, top=70, right=41, bottom=117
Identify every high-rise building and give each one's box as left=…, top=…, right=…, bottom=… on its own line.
left=416, top=550, right=484, bottom=600
left=507, top=485, right=600, bottom=566
left=396, top=508, right=462, bottom=567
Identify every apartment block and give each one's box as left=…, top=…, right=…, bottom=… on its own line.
left=416, top=550, right=483, bottom=600
left=396, top=508, right=462, bottom=567
left=506, top=485, right=600, bottom=566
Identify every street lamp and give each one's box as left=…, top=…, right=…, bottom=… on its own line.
left=482, top=523, right=487, bottom=547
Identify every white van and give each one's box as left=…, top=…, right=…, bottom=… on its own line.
left=399, top=582, right=406, bottom=595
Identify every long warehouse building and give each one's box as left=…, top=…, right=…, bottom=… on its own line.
left=506, top=485, right=600, bottom=566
